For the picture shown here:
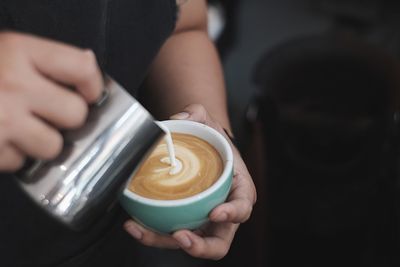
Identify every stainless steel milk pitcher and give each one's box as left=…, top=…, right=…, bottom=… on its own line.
left=15, top=76, right=164, bottom=230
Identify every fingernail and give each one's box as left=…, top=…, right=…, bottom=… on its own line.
left=176, top=234, right=192, bottom=248
left=170, top=112, right=189, bottom=120
left=214, top=212, right=228, bottom=222
left=125, top=223, right=143, bottom=240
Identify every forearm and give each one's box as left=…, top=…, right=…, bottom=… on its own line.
left=143, top=30, right=231, bottom=131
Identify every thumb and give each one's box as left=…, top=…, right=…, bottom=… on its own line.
left=169, top=111, right=190, bottom=120
left=170, top=104, right=208, bottom=124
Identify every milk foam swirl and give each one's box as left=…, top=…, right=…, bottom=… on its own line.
left=159, top=157, right=182, bottom=175
left=128, top=133, right=223, bottom=200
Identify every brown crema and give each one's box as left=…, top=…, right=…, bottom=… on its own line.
left=128, top=133, right=223, bottom=200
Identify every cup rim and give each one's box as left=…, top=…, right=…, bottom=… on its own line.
left=122, top=120, right=233, bottom=207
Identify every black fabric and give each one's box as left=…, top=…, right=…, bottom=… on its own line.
left=0, top=1, right=177, bottom=266
left=0, top=0, right=177, bottom=95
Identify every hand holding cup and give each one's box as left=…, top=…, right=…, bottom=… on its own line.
left=123, top=104, right=257, bottom=260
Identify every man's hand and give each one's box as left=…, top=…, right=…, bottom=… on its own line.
left=0, top=32, right=103, bottom=171
left=124, top=104, right=257, bottom=260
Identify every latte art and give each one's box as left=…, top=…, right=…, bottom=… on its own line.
left=128, top=133, right=223, bottom=200
left=159, top=157, right=182, bottom=175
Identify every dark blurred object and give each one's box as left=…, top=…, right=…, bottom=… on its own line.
left=312, top=0, right=400, bottom=58
left=210, top=0, right=400, bottom=266
left=314, top=0, right=383, bottom=25
left=248, top=33, right=400, bottom=266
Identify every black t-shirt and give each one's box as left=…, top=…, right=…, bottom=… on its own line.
left=0, top=1, right=177, bottom=266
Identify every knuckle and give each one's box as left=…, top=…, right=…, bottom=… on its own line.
left=9, top=155, right=26, bottom=171
left=192, top=249, right=206, bottom=259
left=191, top=104, right=207, bottom=114
left=0, top=147, right=25, bottom=172
left=252, top=188, right=258, bottom=205
left=0, top=32, right=28, bottom=57
left=80, top=50, right=99, bottom=78
left=213, top=246, right=229, bottom=260
left=0, top=71, right=17, bottom=91
left=186, top=104, right=208, bottom=124
left=242, top=211, right=251, bottom=222
left=42, top=131, right=63, bottom=159
left=64, top=95, right=88, bottom=128
left=189, top=244, right=208, bottom=259
left=220, top=246, right=230, bottom=259
left=0, top=31, right=22, bottom=46
left=141, top=235, right=155, bottom=247
left=241, top=201, right=253, bottom=222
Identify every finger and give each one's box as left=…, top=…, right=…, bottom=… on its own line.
left=173, top=104, right=208, bottom=124
left=28, top=36, right=102, bottom=103
left=9, top=115, right=63, bottom=160
left=170, top=112, right=189, bottom=120
left=209, top=199, right=253, bottom=224
left=123, top=220, right=179, bottom=249
left=0, top=144, right=25, bottom=171
left=173, top=223, right=237, bottom=260
left=27, top=78, right=88, bottom=129
left=231, top=160, right=258, bottom=206
left=171, top=104, right=223, bottom=131
left=210, top=171, right=255, bottom=223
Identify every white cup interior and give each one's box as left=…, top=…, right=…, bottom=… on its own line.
left=123, top=120, right=233, bottom=206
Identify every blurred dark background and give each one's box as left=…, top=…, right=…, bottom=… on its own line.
left=206, top=0, right=400, bottom=266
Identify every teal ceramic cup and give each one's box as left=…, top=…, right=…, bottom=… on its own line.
left=119, top=120, right=233, bottom=234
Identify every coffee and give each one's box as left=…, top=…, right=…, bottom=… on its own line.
left=128, top=133, right=223, bottom=200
